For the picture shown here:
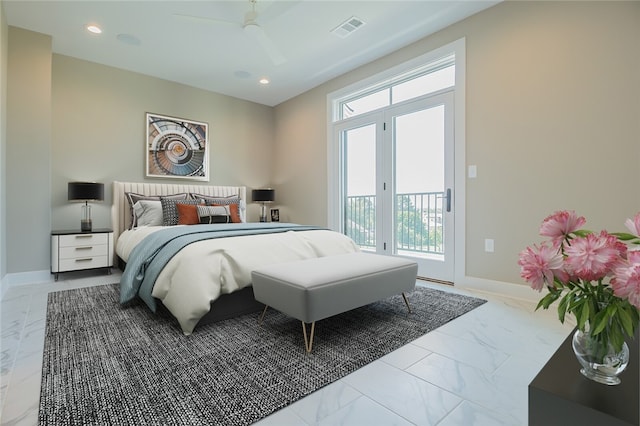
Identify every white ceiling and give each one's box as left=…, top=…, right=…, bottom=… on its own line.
left=3, top=0, right=499, bottom=106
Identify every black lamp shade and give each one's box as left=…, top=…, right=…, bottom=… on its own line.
left=68, top=182, right=104, bottom=201
left=252, top=188, right=275, bottom=203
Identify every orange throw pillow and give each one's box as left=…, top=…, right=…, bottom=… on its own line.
left=177, top=203, right=203, bottom=225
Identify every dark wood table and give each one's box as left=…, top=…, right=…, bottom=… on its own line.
left=529, top=328, right=639, bottom=425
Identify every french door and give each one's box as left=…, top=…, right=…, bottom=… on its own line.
left=336, top=91, right=455, bottom=282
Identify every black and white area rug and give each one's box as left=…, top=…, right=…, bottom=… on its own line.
left=39, top=283, right=486, bottom=426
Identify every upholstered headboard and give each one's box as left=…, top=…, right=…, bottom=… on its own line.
left=111, top=181, right=247, bottom=265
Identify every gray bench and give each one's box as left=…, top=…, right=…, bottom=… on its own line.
left=251, top=252, right=418, bottom=352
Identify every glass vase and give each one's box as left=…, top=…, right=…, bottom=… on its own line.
left=571, top=327, right=629, bottom=385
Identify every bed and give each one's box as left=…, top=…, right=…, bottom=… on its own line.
left=111, top=181, right=359, bottom=335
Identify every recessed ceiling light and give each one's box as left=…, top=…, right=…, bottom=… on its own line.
left=259, top=78, right=270, bottom=85
left=86, top=25, right=102, bottom=34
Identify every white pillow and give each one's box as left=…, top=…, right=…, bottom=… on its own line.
left=132, top=200, right=163, bottom=227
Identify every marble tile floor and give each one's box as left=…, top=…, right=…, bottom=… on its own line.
left=1, top=271, right=575, bottom=426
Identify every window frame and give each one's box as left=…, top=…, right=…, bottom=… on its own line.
left=333, top=53, right=456, bottom=122
left=326, top=37, right=467, bottom=284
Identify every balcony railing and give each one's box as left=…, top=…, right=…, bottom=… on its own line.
left=345, top=191, right=445, bottom=255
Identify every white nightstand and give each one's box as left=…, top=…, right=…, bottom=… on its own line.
left=51, top=229, right=113, bottom=281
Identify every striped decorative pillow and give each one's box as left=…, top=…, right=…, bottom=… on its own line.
left=190, top=193, right=245, bottom=223
left=197, top=205, right=231, bottom=224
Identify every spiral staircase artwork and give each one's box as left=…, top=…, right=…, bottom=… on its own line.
left=147, top=114, right=208, bottom=179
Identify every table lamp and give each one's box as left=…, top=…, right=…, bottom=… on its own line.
left=68, top=182, right=104, bottom=231
left=252, top=188, right=275, bottom=222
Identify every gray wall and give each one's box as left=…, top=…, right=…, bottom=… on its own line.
left=273, top=1, right=640, bottom=286
left=4, top=30, right=275, bottom=275
left=6, top=27, right=52, bottom=274
left=51, top=55, right=275, bottom=231
left=0, top=1, right=7, bottom=282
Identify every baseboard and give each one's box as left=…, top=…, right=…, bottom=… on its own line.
left=0, top=274, right=8, bottom=300
left=456, top=275, right=539, bottom=303
left=1, top=270, right=52, bottom=299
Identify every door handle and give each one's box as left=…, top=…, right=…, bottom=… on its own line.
left=446, top=188, right=452, bottom=212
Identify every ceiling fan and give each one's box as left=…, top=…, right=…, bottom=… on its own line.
left=175, top=0, right=286, bottom=66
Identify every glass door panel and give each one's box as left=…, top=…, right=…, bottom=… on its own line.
left=394, top=107, right=445, bottom=257
left=388, top=93, right=454, bottom=281
left=342, top=124, right=377, bottom=250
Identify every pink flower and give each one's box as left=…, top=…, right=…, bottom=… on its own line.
left=625, top=212, right=640, bottom=237
left=522, top=211, right=640, bottom=341
left=518, top=243, right=564, bottom=291
left=564, top=231, right=627, bottom=282
left=612, top=251, right=640, bottom=310
left=539, top=210, right=586, bottom=243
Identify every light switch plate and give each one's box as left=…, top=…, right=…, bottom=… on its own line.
left=485, top=238, right=494, bottom=252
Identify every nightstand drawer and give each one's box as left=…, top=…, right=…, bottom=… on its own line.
left=59, top=233, right=108, bottom=247
left=59, top=244, right=108, bottom=259
left=59, top=256, right=109, bottom=272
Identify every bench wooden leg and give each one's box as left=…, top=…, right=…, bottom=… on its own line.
left=258, top=305, right=269, bottom=324
left=402, top=292, right=412, bottom=313
left=302, top=321, right=316, bottom=353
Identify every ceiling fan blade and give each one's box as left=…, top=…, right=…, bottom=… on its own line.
left=247, top=25, right=286, bottom=66
left=173, top=13, right=237, bottom=26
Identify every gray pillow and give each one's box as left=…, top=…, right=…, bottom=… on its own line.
left=132, top=200, right=163, bottom=227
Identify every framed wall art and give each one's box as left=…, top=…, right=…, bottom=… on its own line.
left=270, top=208, right=280, bottom=222
left=146, top=113, right=209, bottom=181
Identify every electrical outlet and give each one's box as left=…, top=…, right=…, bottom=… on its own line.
left=485, top=239, right=494, bottom=252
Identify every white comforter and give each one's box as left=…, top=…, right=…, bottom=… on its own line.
left=117, top=226, right=360, bottom=334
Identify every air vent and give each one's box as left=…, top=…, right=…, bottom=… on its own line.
left=331, top=16, right=366, bottom=38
